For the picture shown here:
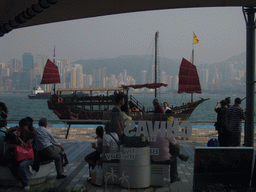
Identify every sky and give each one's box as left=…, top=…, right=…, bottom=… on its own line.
left=0, top=7, right=247, bottom=65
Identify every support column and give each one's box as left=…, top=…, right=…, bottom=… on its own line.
left=243, top=7, right=256, bottom=147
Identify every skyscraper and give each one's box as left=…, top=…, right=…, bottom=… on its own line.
left=142, top=70, right=147, bottom=84
left=23, top=53, right=34, bottom=70
left=23, top=53, right=34, bottom=90
left=71, top=64, right=83, bottom=88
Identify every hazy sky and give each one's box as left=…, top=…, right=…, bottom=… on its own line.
left=0, top=7, right=247, bottom=65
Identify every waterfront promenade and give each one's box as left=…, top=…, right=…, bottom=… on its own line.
left=1, top=127, right=255, bottom=192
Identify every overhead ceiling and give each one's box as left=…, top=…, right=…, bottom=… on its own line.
left=0, top=0, right=256, bottom=37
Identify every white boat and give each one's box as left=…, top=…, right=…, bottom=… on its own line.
left=28, top=86, right=51, bottom=99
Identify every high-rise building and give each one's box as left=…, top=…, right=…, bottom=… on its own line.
left=8, top=59, right=22, bottom=77
left=22, top=53, right=34, bottom=90
left=12, top=72, right=29, bottom=91
left=23, top=53, right=34, bottom=70
left=174, top=75, right=179, bottom=90
left=118, top=73, right=124, bottom=82
left=56, top=60, right=64, bottom=77
left=142, top=70, right=147, bottom=84
left=161, top=71, right=167, bottom=92
left=123, top=69, right=127, bottom=83
left=71, top=64, right=83, bottom=88
left=35, top=54, right=48, bottom=72
left=200, top=68, right=209, bottom=90
left=85, top=75, right=93, bottom=88
left=102, top=67, right=106, bottom=87
left=169, top=75, right=173, bottom=90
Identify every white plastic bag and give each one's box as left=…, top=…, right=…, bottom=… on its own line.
left=90, top=165, right=103, bottom=186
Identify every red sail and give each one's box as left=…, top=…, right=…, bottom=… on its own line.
left=178, top=58, right=201, bottom=94
left=122, top=83, right=167, bottom=89
left=40, top=59, right=61, bottom=84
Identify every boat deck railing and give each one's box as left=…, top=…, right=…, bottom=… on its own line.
left=129, top=95, right=145, bottom=111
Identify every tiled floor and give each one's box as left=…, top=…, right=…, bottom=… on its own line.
left=31, top=139, right=206, bottom=192
left=1, top=127, right=255, bottom=192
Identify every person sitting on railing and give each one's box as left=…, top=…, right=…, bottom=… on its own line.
left=33, top=118, right=67, bottom=180
left=163, top=102, right=171, bottom=115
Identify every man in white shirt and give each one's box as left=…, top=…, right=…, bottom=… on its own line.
left=97, top=122, right=119, bottom=164
left=33, top=118, right=67, bottom=179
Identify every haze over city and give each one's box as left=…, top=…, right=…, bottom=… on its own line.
left=0, top=7, right=247, bottom=65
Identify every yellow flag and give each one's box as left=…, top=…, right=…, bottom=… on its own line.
left=193, top=32, right=199, bottom=44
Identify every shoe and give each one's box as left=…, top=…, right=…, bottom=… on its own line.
left=179, top=154, right=189, bottom=162
left=171, top=177, right=181, bottom=183
left=56, top=174, right=67, bottom=179
left=23, top=185, right=30, bottom=190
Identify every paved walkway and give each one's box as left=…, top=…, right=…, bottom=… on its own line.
left=35, top=139, right=206, bottom=192
left=1, top=127, right=255, bottom=192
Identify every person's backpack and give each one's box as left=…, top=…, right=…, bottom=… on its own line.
left=207, top=138, right=219, bottom=147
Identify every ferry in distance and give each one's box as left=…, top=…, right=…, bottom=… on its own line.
left=28, top=86, right=51, bottom=99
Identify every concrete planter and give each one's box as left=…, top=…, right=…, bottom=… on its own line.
left=120, top=146, right=150, bottom=188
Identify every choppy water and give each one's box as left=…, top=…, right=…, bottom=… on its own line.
left=0, top=93, right=248, bottom=128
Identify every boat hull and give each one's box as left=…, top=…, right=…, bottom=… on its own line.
left=28, top=93, right=52, bottom=99
left=47, top=94, right=209, bottom=124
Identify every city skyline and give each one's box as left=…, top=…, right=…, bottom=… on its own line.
left=0, top=51, right=247, bottom=94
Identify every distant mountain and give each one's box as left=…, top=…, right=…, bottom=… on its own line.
left=73, top=55, right=180, bottom=83
left=73, top=52, right=247, bottom=86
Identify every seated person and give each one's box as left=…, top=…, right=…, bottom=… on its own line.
left=85, top=126, right=103, bottom=169
left=149, top=128, right=181, bottom=183
left=33, top=118, right=67, bottom=179
left=0, top=118, right=7, bottom=157
left=97, top=122, right=119, bottom=164
left=15, top=118, right=34, bottom=190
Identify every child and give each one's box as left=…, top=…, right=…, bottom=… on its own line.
left=84, top=126, right=103, bottom=169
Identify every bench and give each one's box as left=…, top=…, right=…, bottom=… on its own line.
left=102, top=160, right=170, bottom=187
left=0, top=159, right=53, bottom=186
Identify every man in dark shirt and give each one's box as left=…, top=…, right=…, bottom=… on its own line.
left=227, top=98, right=245, bottom=146
left=214, top=100, right=228, bottom=146
left=111, top=93, right=125, bottom=139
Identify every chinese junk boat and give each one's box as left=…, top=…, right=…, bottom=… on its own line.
left=47, top=32, right=209, bottom=123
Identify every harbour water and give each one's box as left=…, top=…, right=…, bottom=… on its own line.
left=0, top=93, right=248, bottom=128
